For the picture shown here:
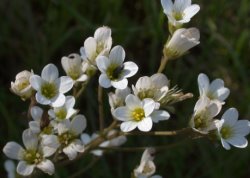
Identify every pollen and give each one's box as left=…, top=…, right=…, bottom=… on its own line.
left=24, top=150, right=43, bottom=164
left=131, top=108, right=145, bottom=122
left=41, top=82, right=57, bottom=99
left=58, top=132, right=74, bottom=146
left=173, top=12, right=183, bottom=21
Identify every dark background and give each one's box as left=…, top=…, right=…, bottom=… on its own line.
left=0, top=0, right=250, bottom=177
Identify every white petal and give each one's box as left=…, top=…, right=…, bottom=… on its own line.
left=41, top=64, right=59, bottom=82
left=122, top=62, right=138, bottom=78
left=22, top=129, right=38, bottom=150
left=198, top=73, right=209, bottom=96
left=42, top=135, right=60, bottom=150
left=120, top=121, right=138, bottom=132
left=63, top=144, right=78, bottom=160
left=183, top=4, right=200, bottom=19
left=142, top=98, right=156, bottom=117
left=29, top=75, right=43, bottom=91
left=42, top=146, right=57, bottom=158
left=36, top=92, right=51, bottom=105
left=175, top=0, right=191, bottom=11
left=161, top=0, right=173, bottom=15
left=137, top=117, right=153, bottom=132
left=48, top=109, right=56, bottom=118
left=56, top=76, right=73, bottom=93
left=99, top=74, right=111, bottom=88
left=111, top=79, right=128, bottom=89
left=233, top=120, right=250, bottom=136
left=222, top=108, right=238, bottom=126
left=76, top=74, right=88, bottom=82
left=81, top=133, right=91, bottom=145
left=216, top=88, right=230, bottom=101
left=109, top=45, right=125, bottom=64
left=58, top=120, right=70, bottom=135
left=66, top=108, right=77, bottom=119
left=37, top=159, right=54, bottom=175
left=151, top=73, right=169, bottom=88
left=221, top=139, right=231, bottom=150
left=113, top=107, right=131, bottom=121
left=17, top=161, right=35, bottom=176
left=125, top=94, right=142, bottom=109
left=50, top=93, right=65, bottom=107
left=96, top=56, right=110, bottom=73
left=135, top=76, right=152, bottom=90
left=227, top=136, right=248, bottom=148
left=31, top=106, right=43, bottom=121
left=150, top=110, right=170, bottom=123
left=84, top=37, right=97, bottom=60
left=70, top=115, right=87, bottom=135
left=29, top=121, right=41, bottom=134
left=3, top=142, right=25, bottom=160
left=61, top=56, right=70, bottom=73
left=65, top=96, right=75, bottom=109
left=94, top=26, right=111, bottom=43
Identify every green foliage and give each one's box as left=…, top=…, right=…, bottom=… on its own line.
left=0, top=0, right=249, bottom=177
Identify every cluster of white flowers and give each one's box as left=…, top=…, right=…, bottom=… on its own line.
left=3, top=0, right=250, bottom=177
left=190, top=73, right=250, bottom=150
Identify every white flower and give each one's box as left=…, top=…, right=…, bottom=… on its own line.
left=190, top=96, right=222, bottom=134
left=161, top=0, right=200, bottom=27
left=164, top=28, right=200, bottom=59
left=108, top=87, right=131, bottom=111
left=42, top=115, right=86, bottom=160
left=30, top=64, right=73, bottom=107
left=4, top=160, right=16, bottom=178
left=96, top=45, right=138, bottom=89
left=132, top=74, right=169, bottom=103
left=61, top=53, right=88, bottom=83
left=48, top=96, right=77, bottom=122
left=28, top=106, right=54, bottom=135
left=80, top=26, right=112, bottom=64
left=3, top=130, right=55, bottom=176
left=198, top=73, right=230, bottom=103
left=215, top=108, right=250, bottom=150
left=113, top=94, right=170, bottom=132
left=134, top=148, right=162, bottom=178
left=11, top=70, right=34, bottom=100
left=81, top=130, right=126, bottom=157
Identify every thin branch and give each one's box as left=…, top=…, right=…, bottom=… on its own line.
left=98, top=85, right=104, bottom=130
left=122, top=128, right=193, bottom=136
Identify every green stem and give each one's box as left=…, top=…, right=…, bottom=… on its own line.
left=157, top=56, right=169, bottom=73
left=122, top=128, right=193, bottom=136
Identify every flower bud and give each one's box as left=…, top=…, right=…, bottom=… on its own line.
left=11, top=70, right=34, bottom=100
left=164, top=28, right=200, bottom=59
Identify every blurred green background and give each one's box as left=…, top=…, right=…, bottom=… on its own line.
left=0, top=0, right=250, bottom=177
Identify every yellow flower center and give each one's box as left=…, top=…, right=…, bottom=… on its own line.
left=194, top=113, right=208, bottom=130
left=173, top=12, right=183, bottom=21
left=41, top=125, right=53, bottom=135
left=131, top=108, right=145, bottom=122
left=58, top=132, right=74, bottom=146
left=106, top=64, right=124, bottom=80
left=138, top=89, right=155, bottom=100
left=68, top=68, right=81, bottom=80
left=220, top=126, right=233, bottom=139
left=41, top=82, right=57, bottom=99
left=24, top=150, right=43, bottom=164
left=55, top=109, right=67, bottom=120
left=17, top=80, right=29, bottom=90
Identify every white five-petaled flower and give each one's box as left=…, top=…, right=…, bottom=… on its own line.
left=48, top=95, right=77, bottom=122
left=132, top=73, right=169, bottom=103
left=96, top=45, right=138, bottom=89
left=61, top=53, right=88, bottom=83
left=134, top=148, right=162, bottom=178
left=198, top=73, right=230, bottom=104
left=30, top=64, right=73, bottom=107
left=28, top=106, right=53, bottom=135
left=42, top=115, right=86, bottom=160
left=161, top=0, right=200, bottom=27
left=113, top=94, right=170, bottom=132
left=108, top=87, right=131, bottom=111
left=3, top=130, right=55, bottom=176
left=215, top=108, right=250, bottom=150
left=80, top=26, right=112, bottom=64
left=190, top=96, right=222, bottom=134
left=11, top=70, right=34, bottom=100
left=164, top=28, right=200, bottom=59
